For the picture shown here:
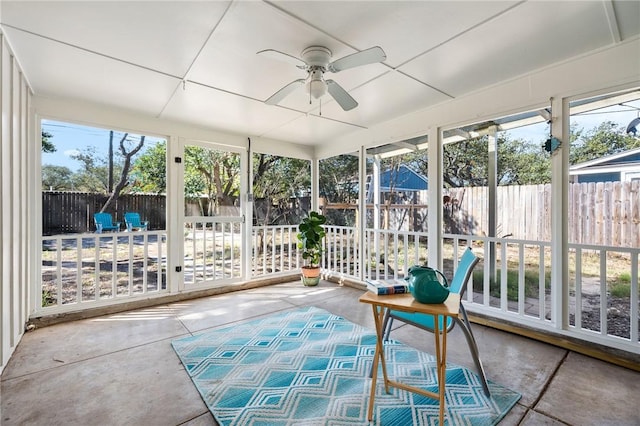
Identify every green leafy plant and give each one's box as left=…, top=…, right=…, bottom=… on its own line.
left=297, top=211, right=327, bottom=268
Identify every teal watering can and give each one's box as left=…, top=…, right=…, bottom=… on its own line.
left=406, top=265, right=450, bottom=304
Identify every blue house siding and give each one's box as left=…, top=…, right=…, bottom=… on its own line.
left=380, top=165, right=428, bottom=191
left=575, top=172, right=620, bottom=183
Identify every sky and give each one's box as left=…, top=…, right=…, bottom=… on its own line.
left=41, top=98, right=640, bottom=171
left=41, top=120, right=165, bottom=172
left=506, top=99, right=640, bottom=144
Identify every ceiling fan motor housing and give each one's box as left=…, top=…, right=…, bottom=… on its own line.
left=301, top=46, right=332, bottom=68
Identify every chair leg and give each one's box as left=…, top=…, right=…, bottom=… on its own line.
left=455, top=305, right=490, bottom=397
left=369, top=310, right=393, bottom=378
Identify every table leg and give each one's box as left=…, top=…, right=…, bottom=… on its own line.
left=367, top=305, right=389, bottom=421
left=433, top=315, right=446, bottom=424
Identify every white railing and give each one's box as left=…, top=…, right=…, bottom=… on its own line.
left=40, top=230, right=168, bottom=315
left=322, top=226, right=639, bottom=355
left=251, top=225, right=300, bottom=277
left=183, top=217, right=243, bottom=286
left=39, top=225, right=639, bottom=355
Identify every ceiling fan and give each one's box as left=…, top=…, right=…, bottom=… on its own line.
left=257, top=45, right=386, bottom=111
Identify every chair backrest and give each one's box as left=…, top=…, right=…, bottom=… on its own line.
left=124, top=212, right=141, bottom=226
left=448, top=247, right=480, bottom=297
left=388, top=247, right=480, bottom=333
left=94, top=212, right=114, bottom=226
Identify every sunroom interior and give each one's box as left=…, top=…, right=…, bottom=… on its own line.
left=0, top=0, right=639, bottom=413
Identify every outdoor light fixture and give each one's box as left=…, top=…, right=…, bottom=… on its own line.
left=626, top=117, right=640, bottom=136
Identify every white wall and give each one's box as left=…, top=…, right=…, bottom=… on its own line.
left=0, top=33, right=32, bottom=374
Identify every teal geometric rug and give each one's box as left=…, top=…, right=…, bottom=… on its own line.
left=172, top=306, right=520, bottom=425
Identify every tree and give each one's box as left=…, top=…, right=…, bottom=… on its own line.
left=41, top=130, right=56, bottom=153
left=42, top=165, right=74, bottom=190
left=570, top=121, right=640, bottom=165
left=130, top=141, right=167, bottom=194
left=100, top=134, right=145, bottom=212
left=70, top=146, right=112, bottom=192
left=253, top=153, right=310, bottom=224
left=184, top=146, right=240, bottom=216
left=439, top=134, right=550, bottom=188
left=319, top=154, right=359, bottom=203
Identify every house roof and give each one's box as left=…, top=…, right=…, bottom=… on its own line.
left=570, top=147, right=640, bottom=171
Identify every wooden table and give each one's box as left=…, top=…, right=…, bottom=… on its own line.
left=359, top=291, right=461, bottom=424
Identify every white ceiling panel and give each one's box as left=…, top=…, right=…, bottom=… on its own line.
left=312, top=71, right=451, bottom=127
left=161, top=81, right=307, bottom=140
left=0, top=1, right=636, bottom=151
left=189, top=1, right=389, bottom=104
left=275, top=1, right=520, bottom=67
left=3, top=28, right=178, bottom=113
left=613, top=0, right=640, bottom=40
left=400, top=1, right=616, bottom=97
left=1, top=1, right=231, bottom=77
left=260, top=112, right=364, bottom=145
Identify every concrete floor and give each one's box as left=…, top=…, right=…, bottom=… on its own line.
left=2, top=280, right=639, bottom=426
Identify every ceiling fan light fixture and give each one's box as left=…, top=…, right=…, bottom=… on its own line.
left=307, top=68, right=327, bottom=99
left=308, top=79, right=327, bottom=99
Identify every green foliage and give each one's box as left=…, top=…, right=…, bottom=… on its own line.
left=130, top=141, right=167, bottom=194
left=319, top=154, right=359, bottom=226
left=41, top=131, right=56, bottom=153
left=570, top=121, right=640, bottom=165
left=297, top=211, right=327, bottom=267
left=443, top=138, right=490, bottom=187
left=42, top=165, right=75, bottom=191
left=441, top=133, right=550, bottom=188
left=610, top=273, right=631, bottom=298
left=184, top=146, right=240, bottom=215
left=70, top=146, right=116, bottom=192
left=472, top=268, right=551, bottom=301
left=319, top=154, right=359, bottom=203
left=253, top=154, right=310, bottom=199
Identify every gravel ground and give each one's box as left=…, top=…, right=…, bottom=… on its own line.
left=570, top=294, right=638, bottom=339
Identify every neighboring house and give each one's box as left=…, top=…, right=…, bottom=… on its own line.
left=569, top=147, right=640, bottom=183
left=366, top=164, right=428, bottom=203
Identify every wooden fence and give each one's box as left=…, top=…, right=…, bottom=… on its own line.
left=42, top=192, right=166, bottom=235
left=44, top=181, right=640, bottom=247
left=447, top=181, right=639, bottom=247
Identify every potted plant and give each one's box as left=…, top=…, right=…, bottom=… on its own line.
left=297, top=210, right=327, bottom=286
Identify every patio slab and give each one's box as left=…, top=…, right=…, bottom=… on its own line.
left=2, top=281, right=639, bottom=426
left=535, top=351, right=640, bottom=426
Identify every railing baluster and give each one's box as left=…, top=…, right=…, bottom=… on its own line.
left=600, top=249, right=607, bottom=336
left=631, top=252, right=638, bottom=343
left=575, top=247, right=583, bottom=330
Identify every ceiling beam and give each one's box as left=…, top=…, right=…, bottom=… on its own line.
left=603, top=0, right=622, bottom=43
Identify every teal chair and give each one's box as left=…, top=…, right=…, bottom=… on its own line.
left=94, top=212, right=121, bottom=233
left=124, top=212, right=149, bottom=231
left=382, top=247, right=490, bottom=396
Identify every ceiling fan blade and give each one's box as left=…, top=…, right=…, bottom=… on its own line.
left=265, top=79, right=305, bottom=105
left=328, top=46, right=386, bottom=73
left=326, top=80, right=358, bottom=111
left=257, top=49, right=306, bottom=69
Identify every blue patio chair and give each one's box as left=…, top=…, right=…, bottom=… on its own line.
left=124, top=212, right=149, bottom=231
left=94, top=212, right=121, bottom=233
left=380, top=247, right=490, bottom=396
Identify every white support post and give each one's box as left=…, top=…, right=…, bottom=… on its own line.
left=358, top=146, right=367, bottom=281
left=487, top=126, right=498, bottom=283
left=242, top=141, right=253, bottom=280
left=372, top=155, right=381, bottom=272
left=311, top=157, right=319, bottom=213
left=427, top=127, right=442, bottom=269
left=550, top=97, right=570, bottom=329
left=166, top=136, right=182, bottom=293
